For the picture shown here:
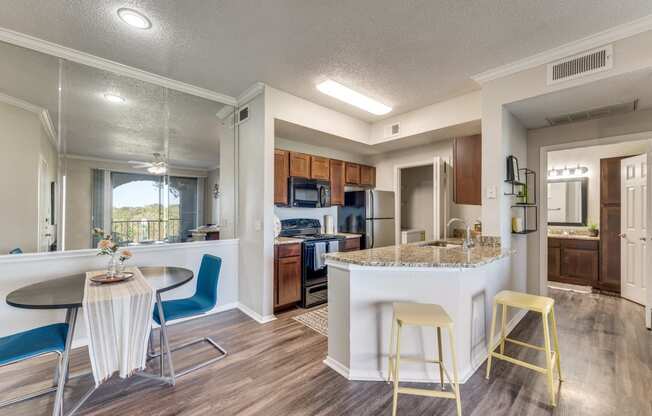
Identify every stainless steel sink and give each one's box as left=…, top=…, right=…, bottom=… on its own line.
left=420, top=241, right=462, bottom=248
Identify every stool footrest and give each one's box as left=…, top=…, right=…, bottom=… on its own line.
left=505, top=337, right=545, bottom=351
left=490, top=351, right=547, bottom=374
left=398, top=387, right=457, bottom=399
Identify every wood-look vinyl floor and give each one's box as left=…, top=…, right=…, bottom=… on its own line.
left=1, top=289, right=651, bottom=416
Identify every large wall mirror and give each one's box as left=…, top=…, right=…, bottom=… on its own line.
left=547, top=177, right=588, bottom=226
left=0, top=40, right=237, bottom=256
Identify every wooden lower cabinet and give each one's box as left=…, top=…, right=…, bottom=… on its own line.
left=342, top=237, right=361, bottom=252
left=548, top=237, right=599, bottom=287
left=274, top=243, right=302, bottom=311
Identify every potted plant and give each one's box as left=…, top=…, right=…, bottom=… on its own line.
left=587, top=222, right=599, bottom=237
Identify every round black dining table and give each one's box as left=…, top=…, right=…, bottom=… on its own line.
left=5, top=266, right=194, bottom=416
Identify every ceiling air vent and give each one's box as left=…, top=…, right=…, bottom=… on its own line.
left=384, top=122, right=400, bottom=138
left=546, top=100, right=638, bottom=126
left=547, top=45, right=613, bottom=85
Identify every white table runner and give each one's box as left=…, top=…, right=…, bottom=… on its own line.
left=83, top=267, right=156, bottom=386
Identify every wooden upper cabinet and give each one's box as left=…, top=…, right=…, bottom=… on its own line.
left=453, top=134, right=482, bottom=205
left=345, top=163, right=360, bottom=185
left=360, top=165, right=376, bottom=187
left=310, top=156, right=330, bottom=180
left=274, top=149, right=290, bottom=205
left=600, top=157, right=623, bottom=205
left=289, top=152, right=311, bottom=178
left=330, top=159, right=345, bottom=206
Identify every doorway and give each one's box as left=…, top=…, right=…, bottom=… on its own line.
left=540, top=136, right=651, bottom=321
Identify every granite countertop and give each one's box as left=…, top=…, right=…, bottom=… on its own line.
left=325, top=240, right=511, bottom=268
left=334, top=233, right=362, bottom=239
left=274, top=237, right=303, bottom=245
left=548, top=233, right=600, bottom=241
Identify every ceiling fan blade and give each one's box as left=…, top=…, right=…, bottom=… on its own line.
left=129, top=162, right=153, bottom=168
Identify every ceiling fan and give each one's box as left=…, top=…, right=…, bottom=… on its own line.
left=128, top=152, right=168, bottom=175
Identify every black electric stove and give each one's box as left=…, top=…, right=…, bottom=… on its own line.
left=279, top=218, right=345, bottom=307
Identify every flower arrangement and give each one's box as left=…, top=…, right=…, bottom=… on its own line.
left=93, top=228, right=133, bottom=276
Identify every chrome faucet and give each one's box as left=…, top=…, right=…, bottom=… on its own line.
left=446, top=218, right=475, bottom=249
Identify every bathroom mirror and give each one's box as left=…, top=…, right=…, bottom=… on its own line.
left=547, top=177, right=588, bottom=226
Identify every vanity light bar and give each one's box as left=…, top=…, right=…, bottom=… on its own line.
left=547, top=164, right=589, bottom=179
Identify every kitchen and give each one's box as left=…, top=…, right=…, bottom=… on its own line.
left=271, top=119, right=484, bottom=315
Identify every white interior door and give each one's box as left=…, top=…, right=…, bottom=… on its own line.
left=621, top=154, right=647, bottom=305
left=37, top=157, right=51, bottom=252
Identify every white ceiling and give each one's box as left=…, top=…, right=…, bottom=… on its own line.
left=506, top=68, right=652, bottom=129
left=0, top=1, right=651, bottom=122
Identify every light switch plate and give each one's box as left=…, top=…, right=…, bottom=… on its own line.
left=254, top=220, right=262, bottom=231
left=487, top=186, right=497, bottom=199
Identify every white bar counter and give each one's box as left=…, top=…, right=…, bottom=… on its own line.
left=324, top=240, right=521, bottom=384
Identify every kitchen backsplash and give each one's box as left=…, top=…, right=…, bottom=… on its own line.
left=275, top=206, right=338, bottom=231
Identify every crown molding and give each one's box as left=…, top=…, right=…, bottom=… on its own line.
left=0, top=26, right=238, bottom=106
left=471, top=14, right=652, bottom=84
left=216, top=105, right=234, bottom=120
left=0, top=92, right=57, bottom=148
left=237, top=82, right=265, bottom=105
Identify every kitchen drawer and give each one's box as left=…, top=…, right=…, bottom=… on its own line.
left=277, top=242, right=301, bottom=258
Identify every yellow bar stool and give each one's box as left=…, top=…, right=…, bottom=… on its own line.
left=387, top=302, right=462, bottom=416
left=486, top=290, right=562, bottom=406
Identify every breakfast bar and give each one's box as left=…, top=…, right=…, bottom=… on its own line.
left=324, top=240, right=517, bottom=384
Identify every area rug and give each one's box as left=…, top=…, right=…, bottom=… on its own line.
left=293, top=306, right=328, bottom=337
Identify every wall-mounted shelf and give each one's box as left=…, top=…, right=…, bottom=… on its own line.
left=505, top=158, right=538, bottom=234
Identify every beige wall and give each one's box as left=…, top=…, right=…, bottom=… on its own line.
left=64, top=157, right=208, bottom=251
left=0, top=102, right=57, bottom=254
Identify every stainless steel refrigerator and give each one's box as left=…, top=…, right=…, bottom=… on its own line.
left=338, top=189, right=395, bottom=248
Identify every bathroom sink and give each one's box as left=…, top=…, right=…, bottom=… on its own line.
left=420, top=241, right=462, bottom=248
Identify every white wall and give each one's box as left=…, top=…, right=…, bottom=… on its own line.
left=0, top=102, right=57, bottom=254
left=0, top=240, right=239, bottom=345
left=237, top=92, right=274, bottom=321
left=547, top=140, right=649, bottom=229
left=400, top=165, right=434, bottom=240
left=370, top=90, right=481, bottom=144
left=268, top=86, right=371, bottom=144
left=275, top=136, right=371, bottom=165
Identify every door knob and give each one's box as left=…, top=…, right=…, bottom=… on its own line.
left=641, top=237, right=647, bottom=242
left=619, top=233, right=626, bottom=239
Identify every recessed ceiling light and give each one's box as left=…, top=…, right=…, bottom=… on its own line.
left=104, top=93, right=126, bottom=103
left=316, top=79, right=391, bottom=115
left=117, top=8, right=152, bottom=30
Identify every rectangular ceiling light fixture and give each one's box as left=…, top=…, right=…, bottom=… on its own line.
left=316, top=79, right=392, bottom=115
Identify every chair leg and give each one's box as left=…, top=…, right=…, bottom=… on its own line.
left=500, top=304, right=507, bottom=355
left=437, top=327, right=445, bottom=391
left=156, top=293, right=176, bottom=386
left=550, top=308, right=562, bottom=382
left=486, top=302, right=498, bottom=379
left=391, top=323, right=402, bottom=416
left=387, top=313, right=396, bottom=383
left=448, top=325, right=462, bottom=416
left=542, top=312, right=556, bottom=407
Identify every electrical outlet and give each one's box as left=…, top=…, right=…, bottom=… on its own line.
left=487, top=186, right=497, bottom=199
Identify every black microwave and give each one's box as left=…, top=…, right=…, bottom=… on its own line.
left=289, top=178, right=330, bottom=208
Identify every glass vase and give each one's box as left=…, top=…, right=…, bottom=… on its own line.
left=106, top=254, right=118, bottom=278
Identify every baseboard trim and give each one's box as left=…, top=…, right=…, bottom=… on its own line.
left=237, top=303, right=277, bottom=324
left=323, top=356, right=350, bottom=379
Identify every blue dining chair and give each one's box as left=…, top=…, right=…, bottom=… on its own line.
left=149, top=255, right=227, bottom=377
left=0, top=323, right=68, bottom=408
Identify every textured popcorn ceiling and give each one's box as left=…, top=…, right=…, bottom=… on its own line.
left=0, top=1, right=651, bottom=122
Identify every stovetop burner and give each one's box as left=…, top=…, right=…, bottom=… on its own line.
left=279, top=218, right=344, bottom=242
